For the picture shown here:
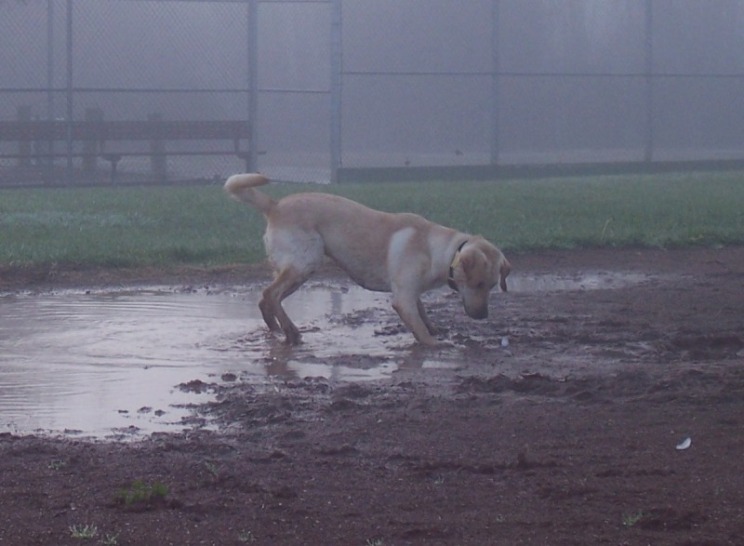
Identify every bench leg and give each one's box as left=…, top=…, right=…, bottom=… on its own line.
left=102, top=155, right=122, bottom=184
left=110, top=160, right=118, bottom=184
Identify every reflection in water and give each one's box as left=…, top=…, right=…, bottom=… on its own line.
left=507, top=271, right=648, bottom=292
left=0, top=271, right=647, bottom=437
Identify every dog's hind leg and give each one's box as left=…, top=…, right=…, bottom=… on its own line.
left=260, top=266, right=311, bottom=344
left=258, top=294, right=282, bottom=333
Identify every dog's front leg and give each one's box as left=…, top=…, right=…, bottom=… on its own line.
left=392, top=293, right=438, bottom=346
left=416, top=298, right=438, bottom=336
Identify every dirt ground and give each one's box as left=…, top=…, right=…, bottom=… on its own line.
left=1, top=247, right=743, bottom=546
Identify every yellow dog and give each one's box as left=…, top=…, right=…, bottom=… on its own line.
left=225, top=173, right=510, bottom=345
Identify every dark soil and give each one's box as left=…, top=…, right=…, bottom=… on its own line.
left=1, top=247, right=744, bottom=545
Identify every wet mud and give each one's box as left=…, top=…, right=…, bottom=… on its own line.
left=0, top=246, right=743, bottom=545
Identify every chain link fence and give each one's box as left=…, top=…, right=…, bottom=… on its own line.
left=1, top=0, right=743, bottom=186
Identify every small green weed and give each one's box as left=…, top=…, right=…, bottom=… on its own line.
left=622, top=510, right=645, bottom=528
left=204, top=460, right=220, bottom=478
left=69, top=523, right=98, bottom=539
left=48, top=459, right=66, bottom=471
left=115, top=479, right=169, bottom=508
left=238, top=529, right=256, bottom=543
left=101, top=533, right=120, bottom=545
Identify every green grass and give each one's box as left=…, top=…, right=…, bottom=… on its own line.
left=1, top=171, right=743, bottom=268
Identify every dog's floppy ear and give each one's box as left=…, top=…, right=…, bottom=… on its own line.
left=499, top=258, right=511, bottom=292
left=459, top=252, right=477, bottom=281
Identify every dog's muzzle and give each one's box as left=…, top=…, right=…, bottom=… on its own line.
left=466, top=305, right=489, bottom=320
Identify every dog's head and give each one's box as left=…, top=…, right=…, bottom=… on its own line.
left=450, top=238, right=510, bottom=320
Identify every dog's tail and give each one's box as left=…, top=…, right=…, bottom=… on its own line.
left=224, top=173, right=275, bottom=215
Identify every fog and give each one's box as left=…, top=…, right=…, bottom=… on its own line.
left=1, top=0, right=744, bottom=180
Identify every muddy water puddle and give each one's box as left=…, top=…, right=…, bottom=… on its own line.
left=0, top=270, right=650, bottom=437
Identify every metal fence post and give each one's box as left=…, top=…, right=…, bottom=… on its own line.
left=65, top=0, right=74, bottom=184
left=490, top=0, right=500, bottom=166
left=330, top=0, right=342, bottom=183
left=46, top=0, right=55, bottom=181
left=643, top=0, right=654, bottom=163
left=246, top=0, right=258, bottom=173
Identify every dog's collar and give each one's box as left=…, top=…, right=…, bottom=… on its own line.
left=447, top=240, right=468, bottom=291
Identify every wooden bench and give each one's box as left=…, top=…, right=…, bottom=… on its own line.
left=0, top=119, right=252, bottom=183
